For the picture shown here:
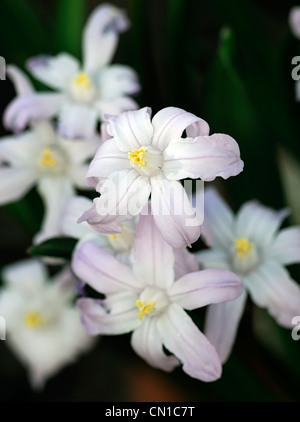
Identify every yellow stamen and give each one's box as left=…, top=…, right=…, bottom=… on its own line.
left=72, top=72, right=91, bottom=90
left=108, top=233, right=117, bottom=239
left=39, top=148, right=57, bottom=168
left=136, top=300, right=155, bottom=321
left=235, top=237, right=254, bottom=258
left=24, top=311, right=46, bottom=328
left=128, top=146, right=147, bottom=167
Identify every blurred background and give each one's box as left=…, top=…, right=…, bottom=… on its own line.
left=0, top=0, right=300, bottom=402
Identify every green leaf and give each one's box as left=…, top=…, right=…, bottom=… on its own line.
left=28, top=237, right=77, bottom=259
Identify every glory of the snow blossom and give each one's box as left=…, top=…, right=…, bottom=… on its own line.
left=72, top=209, right=242, bottom=382
left=196, top=187, right=300, bottom=363
left=4, top=3, right=140, bottom=139
left=0, top=259, right=94, bottom=389
left=79, top=106, right=244, bottom=249
left=61, top=195, right=137, bottom=264
left=0, top=65, right=99, bottom=244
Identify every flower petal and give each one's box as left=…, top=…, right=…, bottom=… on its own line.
left=244, top=260, right=300, bottom=327
left=235, top=201, right=289, bottom=247
left=83, top=4, right=129, bottom=72
left=95, top=96, right=139, bottom=119
left=97, top=65, right=140, bottom=99
left=289, top=7, right=300, bottom=39
left=204, top=290, right=247, bottom=363
left=72, top=241, right=142, bottom=294
left=196, top=248, right=230, bottom=270
left=201, top=187, right=235, bottom=249
left=78, top=197, right=132, bottom=234
left=2, top=258, right=47, bottom=288
left=152, top=107, right=210, bottom=151
left=156, top=303, right=222, bottom=382
left=151, top=175, right=201, bottom=248
left=132, top=211, right=175, bottom=289
left=131, top=317, right=180, bottom=372
left=173, top=248, right=199, bottom=280
left=34, top=176, right=75, bottom=244
left=77, top=294, right=139, bottom=335
left=58, top=104, right=98, bottom=139
left=7, top=65, right=34, bottom=96
left=60, top=196, right=97, bottom=240
left=0, top=132, right=40, bottom=166
left=95, top=169, right=151, bottom=219
left=106, top=107, right=153, bottom=152
left=26, top=53, right=79, bottom=90
left=86, top=139, right=130, bottom=180
left=163, top=134, right=244, bottom=181
left=4, top=93, right=64, bottom=132
left=169, top=268, right=242, bottom=310
left=267, top=227, right=300, bottom=265
left=0, top=167, right=36, bottom=205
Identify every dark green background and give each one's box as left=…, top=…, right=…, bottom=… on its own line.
left=0, top=0, right=300, bottom=402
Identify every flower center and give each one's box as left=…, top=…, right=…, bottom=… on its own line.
left=234, top=238, right=254, bottom=258
left=72, top=72, right=91, bottom=90
left=232, top=237, right=259, bottom=275
left=128, top=145, right=164, bottom=177
left=135, top=287, right=169, bottom=321
left=24, top=311, right=46, bottom=329
left=37, top=145, right=67, bottom=176
left=39, top=148, right=57, bottom=168
left=135, top=300, right=155, bottom=321
left=70, top=72, right=96, bottom=103
left=128, top=146, right=147, bottom=167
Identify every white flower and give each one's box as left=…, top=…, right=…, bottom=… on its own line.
left=0, top=259, right=94, bottom=389
left=72, top=211, right=242, bottom=382
left=4, top=4, right=140, bottom=139
left=61, top=195, right=137, bottom=264
left=79, top=106, right=244, bottom=248
left=196, top=187, right=300, bottom=363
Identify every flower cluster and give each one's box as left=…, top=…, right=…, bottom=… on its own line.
left=0, top=2, right=300, bottom=393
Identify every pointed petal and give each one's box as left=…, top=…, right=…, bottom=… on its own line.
left=97, top=65, right=140, bottom=98
left=163, top=134, right=244, bottom=181
left=173, top=248, right=198, bottom=280
left=83, top=4, right=129, bottom=72
left=95, top=169, right=151, bottom=219
left=78, top=196, right=132, bottom=234
left=267, top=227, right=300, bottom=265
left=289, top=7, right=300, bottom=39
left=86, top=139, right=130, bottom=180
left=133, top=211, right=175, bottom=289
left=244, top=261, right=300, bottom=327
left=58, top=104, right=98, bottom=139
left=0, top=167, right=36, bottom=205
left=7, top=65, right=34, bottom=96
left=151, top=176, right=201, bottom=248
left=106, top=107, right=153, bottom=152
left=72, top=241, right=142, bottom=294
left=169, top=268, right=242, bottom=310
left=202, top=187, right=235, bottom=249
left=131, top=317, right=180, bottom=371
left=204, top=290, right=247, bottom=363
left=4, top=93, right=64, bottom=132
left=34, top=176, right=74, bottom=244
left=157, top=304, right=222, bottom=382
left=0, top=132, right=39, bottom=166
left=26, top=53, right=79, bottom=90
left=152, top=107, right=210, bottom=151
left=77, top=294, right=139, bottom=335
left=235, top=202, right=289, bottom=247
